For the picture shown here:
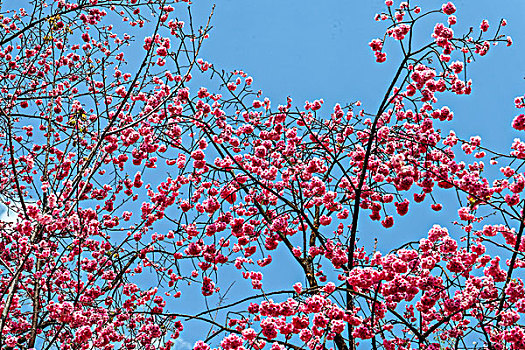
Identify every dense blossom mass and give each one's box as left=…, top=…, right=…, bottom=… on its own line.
left=0, top=0, right=523, bottom=349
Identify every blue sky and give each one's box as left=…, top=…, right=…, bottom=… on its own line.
left=191, top=0, right=524, bottom=144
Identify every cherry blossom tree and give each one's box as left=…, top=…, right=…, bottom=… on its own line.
left=0, top=0, right=523, bottom=349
